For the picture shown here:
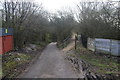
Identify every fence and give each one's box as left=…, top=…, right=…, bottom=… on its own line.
left=57, top=35, right=71, bottom=48
left=87, top=38, right=120, bottom=56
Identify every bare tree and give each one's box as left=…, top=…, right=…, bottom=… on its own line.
left=2, top=0, right=49, bottom=49
left=76, top=1, right=120, bottom=40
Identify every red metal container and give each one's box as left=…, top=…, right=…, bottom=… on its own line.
left=0, top=36, right=3, bottom=54
left=0, top=28, right=13, bottom=54
left=3, top=35, right=13, bottom=54
left=0, top=36, right=13, bottom=54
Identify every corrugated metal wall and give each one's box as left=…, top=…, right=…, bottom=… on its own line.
left=111, top=40, right=120, bottom=56
left=2, top=36, right=13, bottom=53
left=0, top=37, right=3, bottom=54
left=87, top=38, right=120, bottom=56
left=95, top=39, right=111, bottom=53
left=0, top=28, right=13, bottom=54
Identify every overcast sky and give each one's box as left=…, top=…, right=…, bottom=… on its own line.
left=34, top=0, right=80, bottom=13
left=34, top=0, right=119, bottom=13
left=0, top=0, right=119, bottom=12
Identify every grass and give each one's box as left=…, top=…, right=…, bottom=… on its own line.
left=67, top=53, right=76, bottom=57
left=0, top=54, right=2, bottom=78
left=2, top=43, right=48, bottom=78
left=76, top=44, right=120, bottom=75
left=0, top=68, right=2, bottom=78
left=2, top=52, right=31, bottom=78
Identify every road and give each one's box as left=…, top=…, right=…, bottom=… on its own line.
left=19, top=42, right=79, bottom=78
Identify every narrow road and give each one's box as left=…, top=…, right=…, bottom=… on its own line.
left=20, top=42, right=79, bottom=78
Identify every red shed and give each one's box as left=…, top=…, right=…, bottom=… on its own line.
left=0, top=28, right=13, bottom=54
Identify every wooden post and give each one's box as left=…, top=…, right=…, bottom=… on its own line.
left=75, top=35, right=77, bottom=50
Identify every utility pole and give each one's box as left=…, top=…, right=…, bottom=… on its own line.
left=75, top=33, right=78, bottom=50
left=75, top=35, right=77, bottom=50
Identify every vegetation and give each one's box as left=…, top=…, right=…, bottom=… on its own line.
left=0, top=55, right=2, bottom=78
left=1, top=0, right=75, bottom=50
left=1, top=0, right=75, bottom=78
left=2, top=52, right=31, bottom=78
left=75, top=45, right=120, bottom=75
left=1, top=0, right=119, bottom=50
left=2, top=42, right=47, bottom=78
left=76, top=1, right=120, bottom=40
left=0, top=0, right=119, bottom=78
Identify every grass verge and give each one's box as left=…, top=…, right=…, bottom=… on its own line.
left=75, top=44, right=120, bottom=75
left=2, top=43, right=48, bottom=78
left=2, top=52, right=32, bottom=78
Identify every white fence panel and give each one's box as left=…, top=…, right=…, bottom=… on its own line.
left=95, top=39, right=110, bottom=52
left=87, top=38, right=120, bottom=56
left=111, top=40, right=120, bottom=56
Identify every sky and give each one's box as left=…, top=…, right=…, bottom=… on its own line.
left=34, top=0, right=119, bottom=13
left=0, top=0, right=119, bottom=12
left=34, top=0, right=80, bottom=13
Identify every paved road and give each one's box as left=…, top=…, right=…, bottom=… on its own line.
left=20, top=42, right=79, bottom=78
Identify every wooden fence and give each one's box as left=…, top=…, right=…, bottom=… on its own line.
left=87, top=38, right=120, bottom=56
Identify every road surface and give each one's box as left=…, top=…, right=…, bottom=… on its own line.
left=19, top=42, right=79, bottom=78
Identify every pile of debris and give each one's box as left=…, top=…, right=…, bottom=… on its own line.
left=23, top=44, right=37, bottom=53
